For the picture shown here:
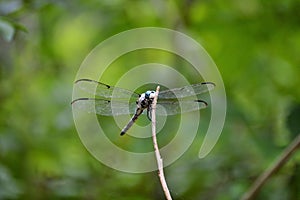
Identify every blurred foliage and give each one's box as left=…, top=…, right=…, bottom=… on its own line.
left=1, top=0, right=300, bottom=199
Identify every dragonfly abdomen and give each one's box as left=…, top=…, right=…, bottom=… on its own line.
left=120, top=108, right=144, bottom=135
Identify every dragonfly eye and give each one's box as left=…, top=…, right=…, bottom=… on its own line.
left=145, top=91, right=155, bottom=99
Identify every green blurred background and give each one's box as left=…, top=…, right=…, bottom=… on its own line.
left=1, top=0, right=300, bottom=199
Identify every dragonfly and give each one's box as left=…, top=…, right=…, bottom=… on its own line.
left=71, top=79, right=215, bottom=136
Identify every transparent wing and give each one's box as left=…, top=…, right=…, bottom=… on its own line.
left=75, top=79, right=140, bottom=99
left=156, top=99, right=208, bottom=115
left=71, top=98, right=137, bottom=116
left=158, top=82, right=215, bottom=99
left=72, top=98, right=208, bottom=116
left=72, top=80, right=214, bottom=116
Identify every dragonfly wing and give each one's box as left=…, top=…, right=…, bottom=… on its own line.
left=156, top=99, right=208, bottom=116
left=75, top=79, right=140, bottom=99
left=158, top=82, right=215, bottom=99
left=72, top=98, right=137, bottom=116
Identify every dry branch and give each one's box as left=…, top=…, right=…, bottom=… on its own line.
left=242, top=133, right=300, bottom=200
left=151, top=86, right=172, bottom=200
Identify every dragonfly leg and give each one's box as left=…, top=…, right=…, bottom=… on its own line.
left=147, top=107, right=152, bottom=121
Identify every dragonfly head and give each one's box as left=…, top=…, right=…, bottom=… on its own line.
left=145, top=90, right=155, bottom=99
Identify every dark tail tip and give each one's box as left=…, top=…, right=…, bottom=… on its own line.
left=120, top=131, right=126, bottom=136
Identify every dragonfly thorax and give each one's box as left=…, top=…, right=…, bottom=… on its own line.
left=137, top=91, right=155, bottom=110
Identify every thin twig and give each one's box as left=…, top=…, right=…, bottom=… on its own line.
left=151, top=86, right=172, bottom=200
left=241, top=133, right=300, bottom=200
